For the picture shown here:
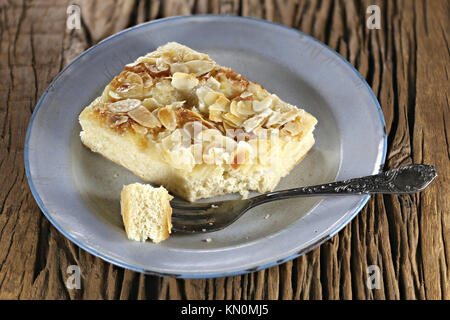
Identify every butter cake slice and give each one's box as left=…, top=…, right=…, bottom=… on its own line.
left=79, top=42, right=317, bottom=202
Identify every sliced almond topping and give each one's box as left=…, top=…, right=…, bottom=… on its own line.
left=171, top=72, right=199, bottom=91
left=183, top=121, right=206, bottom=139
left=131, top=123, right=148, bottom=135
left=242, top=109, right=272, bottom=132
left=200, top=128, right=222, bottom=142
left=125, top=60, right=140, bottom=68
left=281, top=119, right=302, bottom=136
left=242, top=116, right=262, bottom=133
left=209, top=95, right=230, bottom=112
left=203, top=91, right=221, bottom=106
left=222, top=112, right=244, bottom=127
left=128, top=105, right=161, bottom=128
left=160, top=129, right=192, bottom=155
left=155, top=57, right=170, bottom=72
left=265, top=111, right=282, bottom=128
left=236, top=100, right=255, bottom=116
left=107, top=99, right=141, bottom=113
left=169, top=100, right=187, bottom=109
left=142, top=97, right=162, bottom=111
left=222, top=120, right=235, bottom=131
left=229, top=100, right=254, bottom=118
left=240, top=91, right=253, bottom=99
left=110, top=71, right=144, bottom=98
left=175, top=106, right=216, bottom=130
left=196, top=86, right=215, bottom=112
left=184, top=60, right=215, bottom=76
left=135, top=56, right=157, bottom=65
left=205, top=77, right=221, bottom=90
left=125, top=71, right=144, bottom=85
left=140, top=73, right=153, bottom=90
left=176, top=128, right=193, bottom=148
left=209, top=110, right=223, bottom=122
left=158, top=106, right=177, bottom=131
left=279, top=109, right=301, bottom=126
left=170, top=63, right=190, bottom=74
left=184, top=52, right=204, bottom=61
left=229, top=101, right=239, bottom=117
left=108, top=89, right=122, bottom=100
left=111, top=115, right=129, bottom=127
left=145, top=62, right=171, bottom=77
left=252, top=96, right=272, bottom=112
left=221, top=82, right=241, bottom=99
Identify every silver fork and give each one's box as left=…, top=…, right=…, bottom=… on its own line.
left=171, top=164, right=437, bottom=233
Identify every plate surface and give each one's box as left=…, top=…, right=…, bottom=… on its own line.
left=25, top=16, right=386, bottom=278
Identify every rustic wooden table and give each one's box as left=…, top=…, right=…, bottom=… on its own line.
left=0, top=0, right=448, bottom=300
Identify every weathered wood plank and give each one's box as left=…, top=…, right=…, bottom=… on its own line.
left=0, top=0, right=448, bottom=300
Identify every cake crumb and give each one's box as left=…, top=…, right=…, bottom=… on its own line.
left=240, top=190, right=249, bottom=199
left=211, top=204, right=219, bottom=208
left=113, top=173, right=119, bottom=178
left=264, top=214, right=271, bottom=219
left=203, top=238, right=212, bottom=243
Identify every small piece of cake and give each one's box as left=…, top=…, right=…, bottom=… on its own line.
left=80, top=42, right=318, bottom=202
left=120, top=183, right=173, bottom=243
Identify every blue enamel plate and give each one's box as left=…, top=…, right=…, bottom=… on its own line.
left=25, top=16, right=386, bottom=278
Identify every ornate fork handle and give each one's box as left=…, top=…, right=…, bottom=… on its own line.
left=251, top=164, right=437, bottom=205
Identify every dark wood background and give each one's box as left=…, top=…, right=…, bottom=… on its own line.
left=0, top=0, right=448, bottom=299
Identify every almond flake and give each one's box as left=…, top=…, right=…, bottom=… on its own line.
left=131, top=123, right=148, bottom=135
left=108, top=99, right=141, bottom=113
left=158, top=107, right=177, bottom=131
left=171, top=72, right=199, bottom=91
left=170, top=63, right=190, bottom=74
left=222, top=112, right=244, bottom=127
left=209, top=110, right=223, bottom=122
left=281, top=119, right=302, bottom=136
left=128, top=106, right=161, bottom=128
left=252, top=96, right=272, bottom=112
left=184, top=60, right=215, bottom=76
left=111, top=115, right=129, bottom=127
left=142, top=97, right=162, bottom=111
left=242, top=109, right=272, bottom=132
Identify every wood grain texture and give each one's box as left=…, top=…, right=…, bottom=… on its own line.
left=0, top=0, right=448, bottom=300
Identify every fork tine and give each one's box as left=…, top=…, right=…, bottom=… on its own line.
left=172, top=225, right=209, bottom=233
left=170, top=198, right=252, bottom=233
left=172, top=217, right=215, bottom=226
left=171, top=211, right=218, bottom=232
left=171, top=213, right=215, bottom=222
left=172, top=221, right=220, bottom=233
left=170, top=201, right=214, bottom=210
left=172, top=208, right=215, bottom=216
